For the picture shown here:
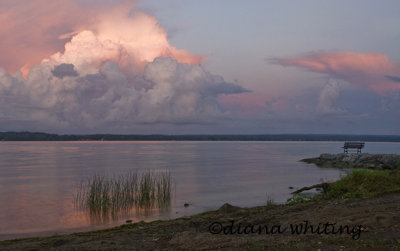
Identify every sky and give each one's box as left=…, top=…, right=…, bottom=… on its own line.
left=0, top=0, right=399, bottom=134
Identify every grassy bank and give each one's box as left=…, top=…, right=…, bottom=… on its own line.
left=288, top=169, right=400, bottom=205
left=323, top=169, right=400, bottom=199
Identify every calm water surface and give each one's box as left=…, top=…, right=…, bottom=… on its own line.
left=0, top=141, right=399, bottom=240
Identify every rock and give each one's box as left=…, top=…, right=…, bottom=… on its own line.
left=359, top=154, right=373, bottom=162
left=365, top=163, right=378, bottom=169
left=218, top=203, right=240, bottom=213
left=343, top=154, right=358, bottom=163
left=320, top=153, right=337, bottom=160
left=301, top=157, right=319, bottom=163
left=301, top=153, right=400, bottom=170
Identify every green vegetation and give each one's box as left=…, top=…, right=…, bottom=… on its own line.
left=286, top=193, right=314, bottom=205
left=265, top=195, right=276, bottom=207
left=287, top=169, right=400, bottom=204
left=323, top=169, right=400, bottom=199
left=74, top=170, right=172, bottom=213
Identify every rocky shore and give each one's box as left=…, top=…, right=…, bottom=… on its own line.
left=302, top=153, right=400, bottom=170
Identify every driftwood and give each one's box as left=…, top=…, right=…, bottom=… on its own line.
left=291, top=182, right=330, bottom=194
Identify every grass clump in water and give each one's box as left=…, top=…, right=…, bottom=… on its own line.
left=74, top=170, right=172, bottom=213
left=156, top=171, right=172, bottom=208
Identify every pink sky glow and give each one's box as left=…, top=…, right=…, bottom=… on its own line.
left=273, top=52, right=400, bottom=95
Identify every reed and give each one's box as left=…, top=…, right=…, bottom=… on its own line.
left=74, top=170, right=172, bottom=213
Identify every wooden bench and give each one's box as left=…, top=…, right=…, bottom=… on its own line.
left=342, top=141, right=365, bottom=153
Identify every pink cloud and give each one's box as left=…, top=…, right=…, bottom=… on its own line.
left=272, top=52, right=400, bottom=94
left=0, top=0, right=201, bottom=76
left=0, top=0, right=101, bottom=74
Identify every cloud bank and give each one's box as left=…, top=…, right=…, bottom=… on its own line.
left=317, top=80, right=344, bottom=115
left=0, top=57, right=248, bottom=131
left=0, top=1, right=247, bottom=132
left=272, top=52, right=400, bottom=94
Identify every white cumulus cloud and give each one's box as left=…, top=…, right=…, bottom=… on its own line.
left=0, top=2, right=248, bottom=132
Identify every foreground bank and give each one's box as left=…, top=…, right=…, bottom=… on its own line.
left=0, top=193, right=399, bottom=250
left=1, top=169, right=400, bottom=250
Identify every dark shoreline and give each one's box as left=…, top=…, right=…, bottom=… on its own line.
left=1, top=132, right=400, bottom=142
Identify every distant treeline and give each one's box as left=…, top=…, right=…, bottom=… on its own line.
left=0, top=132, right=400, bottom=142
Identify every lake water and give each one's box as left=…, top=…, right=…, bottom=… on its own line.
left=0, top=141, right=399, bottom=240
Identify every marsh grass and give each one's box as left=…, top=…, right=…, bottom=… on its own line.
left=74, top=170, right=172, bottom=214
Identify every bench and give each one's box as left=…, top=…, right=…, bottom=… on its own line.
left=342, top=141, right=365, bottom=154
